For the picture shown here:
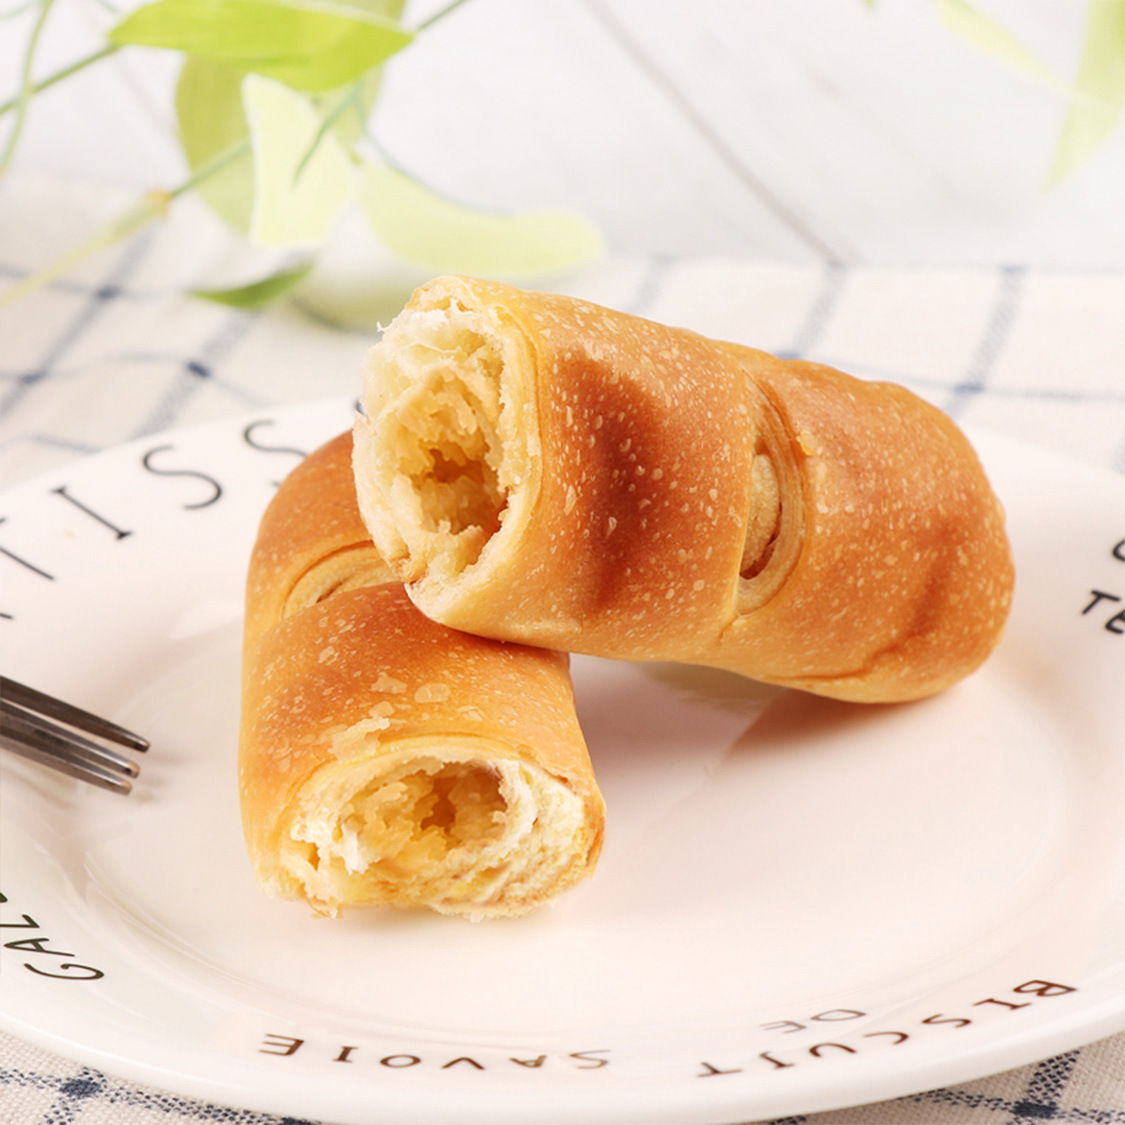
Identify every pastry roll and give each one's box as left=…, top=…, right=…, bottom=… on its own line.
left=239, top=432, right=604, bottom=918
left=353, top=275, right=1014, bottom=703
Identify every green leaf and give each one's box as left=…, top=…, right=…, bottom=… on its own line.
left=308, top=4, right=406, bottom=149
left=358, top=165, right=605, bottom=278
left=243, top=74, right=355, bottom=247
left=191, top=260, right=314, bottom=306
left=329, top=0, right=406, bottom=20
left=109, top=0, right=414, bottom=92
left=175, top=57, right=254, bottom=233
left=1047, top=0, right=1125, bottom=185
left=934, top=0, right=1071, bottom=96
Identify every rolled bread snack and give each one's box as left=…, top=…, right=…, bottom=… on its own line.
left=239, top=431, right=604, bottom=918
left=353, top=275, right=1014, bottom=703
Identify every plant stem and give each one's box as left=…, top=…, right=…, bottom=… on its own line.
left=0, top=192, right=166, bottom=307
left=169, top=135, right=252, bottom=199
left=294, top=83, right=363, bottom=184
left=0, top=0, right=469, bottom=306
left=0, top=43, right=122, bottom=118
left=0, top=137, right=252, bottom=308
left=415, top=0, right=472, bottom=32
left=2, top=0, right=57, bottom=169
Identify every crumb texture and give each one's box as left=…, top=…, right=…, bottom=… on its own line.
left=281, top=751, right=589, bottom=918
left=239, top=430, right=603, bottom=921
left=356, top=302, right=516, bottom=585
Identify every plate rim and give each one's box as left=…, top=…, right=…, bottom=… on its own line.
left=2, top=400, right=1123, bottom=1124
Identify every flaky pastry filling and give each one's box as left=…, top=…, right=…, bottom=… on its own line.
left=359, top=303, right=521, bottom=585
left=279, top=741, right=587, bottom=918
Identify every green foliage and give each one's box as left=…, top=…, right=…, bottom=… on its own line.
left=1, top=0, right=54, bottom=169
left=108, top=0, right=414, bottom=92
left=934, top=0, right=1072, bottom=96
left=191, top=260, right=315, bottom=307
left=360, top=165, right=606, bottom=277
left=3, top=0, right=1121, bottom=310
left=175, top=57, right=254, bottom=233
left=0, top=0, right=604, bottom=308
left=1048, top=0, right=1125, bottom=185
left=934, top=0, right=1125, bottom=183
left=242, top=74, right=355, bottom=246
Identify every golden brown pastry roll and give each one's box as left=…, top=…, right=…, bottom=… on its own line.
left=352, top=275, right=1014, bottom=703
left=239, top=432, right=604, bottom=919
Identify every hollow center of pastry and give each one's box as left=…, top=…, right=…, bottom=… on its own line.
left=348, top=761, right=508, bottom=867
left=283, top=747, right=590, bottom=917
left=368, top=305, right=511, bottom=577
left=408, top=396, right=503, bottom=542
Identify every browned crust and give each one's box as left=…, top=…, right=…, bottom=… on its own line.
left=356, top=276, right=1014, bottom=703
left=238, top=431, right=604, bottom=916
left=714, top=350, right=1014, bottom=700
left=243, top=432, right=391, bottom=648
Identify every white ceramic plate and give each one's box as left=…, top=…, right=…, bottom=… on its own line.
left=1, top=400, right=1123, bottom=1125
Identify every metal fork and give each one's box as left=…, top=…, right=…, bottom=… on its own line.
left=0, top=676, right=149, bottom=795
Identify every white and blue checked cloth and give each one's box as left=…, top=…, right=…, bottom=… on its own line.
left=1, top=171, right=1123, bottom=1124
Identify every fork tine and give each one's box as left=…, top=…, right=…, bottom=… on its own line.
left=1, top=707, right=135, bottom=795
left=1, top=698, right=141, bottom=777
left=1, top=737, right=134, bottom=794
left=0, top=679, right=146, bottom=795
left=0, top=677, right=149, bottom=752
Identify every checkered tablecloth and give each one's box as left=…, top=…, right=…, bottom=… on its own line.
left=1, top=171, right=1122, bottom=1124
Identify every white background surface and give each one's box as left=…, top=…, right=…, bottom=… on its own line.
left=3, top=0, right=1123, bottom=272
